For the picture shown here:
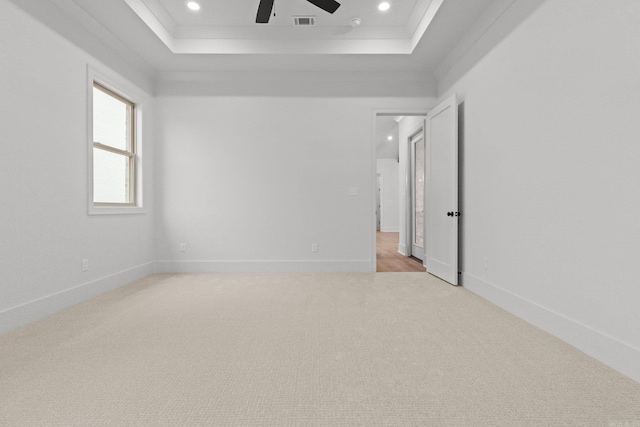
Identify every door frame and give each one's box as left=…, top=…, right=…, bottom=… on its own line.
left=376, top=173, right=383, bottom=231
left=409, top=127, right=426, bottom=261
left=371, top=109, right=431, bottom=272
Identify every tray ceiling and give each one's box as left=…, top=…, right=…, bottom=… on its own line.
left=125, top=0, right=442, bottom=54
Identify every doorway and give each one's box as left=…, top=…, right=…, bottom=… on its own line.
left=372, top=97, right=459, bottom=284
left=374, top=112, right=428, bottom=272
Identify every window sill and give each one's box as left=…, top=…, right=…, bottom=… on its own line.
left=88, top=205, right=146, bottom=216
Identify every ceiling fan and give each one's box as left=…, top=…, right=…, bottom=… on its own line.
left=256, top=0, right=341, bottom=23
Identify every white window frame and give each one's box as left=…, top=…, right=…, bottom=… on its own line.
left=87, top=65, right=145, bottom=215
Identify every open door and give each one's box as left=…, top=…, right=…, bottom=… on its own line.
left=425, top=94, right=459, bottom=285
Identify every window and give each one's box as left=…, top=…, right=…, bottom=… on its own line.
left=92, top=83, right=136, bottom=206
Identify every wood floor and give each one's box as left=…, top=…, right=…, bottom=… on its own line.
left=376, top=231, right=426, bottom=272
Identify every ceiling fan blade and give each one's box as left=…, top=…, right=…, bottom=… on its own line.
left=256, top=0, right=275, bottom=23
left=306, top=0, right=341, bottom=14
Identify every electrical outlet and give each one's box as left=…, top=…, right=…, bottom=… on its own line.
left=179, top=243, right=186, bottom=252
left=81, top=259, right=89, bottom=272
left=482, top=257, right=488, bottom=270
left=311, top=243, right=318, bottom=252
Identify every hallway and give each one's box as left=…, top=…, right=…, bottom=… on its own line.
left=376, top=232, right=426, bottom=272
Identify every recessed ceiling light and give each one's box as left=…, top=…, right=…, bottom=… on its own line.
left=378, top=2, right=391, bottom=12
left=186, top=1, right=201, bottom=11
left=387, top=135, right=393, bottom=141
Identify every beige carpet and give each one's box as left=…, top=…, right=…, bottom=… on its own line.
left=1, top=273, right=639, bottom=426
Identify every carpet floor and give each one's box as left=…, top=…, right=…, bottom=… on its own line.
left=1, top=273, right=639, bottom=426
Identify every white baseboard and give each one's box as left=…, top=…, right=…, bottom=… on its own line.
left=380, top=226, right=400, bottom=232
left=0, top=262, right=154, bottom=336
left=155, top=260, right=371, bottom=274
left=462, top=272, right=640, bottom=384
left=398, top=244, right=408, bottom=256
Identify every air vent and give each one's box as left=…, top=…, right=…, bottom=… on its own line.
left=293, top=16, right=316, bottom=26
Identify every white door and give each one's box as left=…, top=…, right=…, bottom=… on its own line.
left=410, top=131, right=425, bottom=261
left=426, top=94, right=459, bottom=285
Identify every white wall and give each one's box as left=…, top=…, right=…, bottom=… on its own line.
left=376, top=118, right=400, bottom=160
left=376, top=159, right=400, bottom=232
left=154, top=95, right=433, bottom=273
left=440, top=0, right=640, bottom=382
left=0, top=1, right=155, bottom=334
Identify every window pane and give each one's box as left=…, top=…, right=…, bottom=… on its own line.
left=93, top=87, right=131, bottom=151
left=93, top=148, right=130, bottom=204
